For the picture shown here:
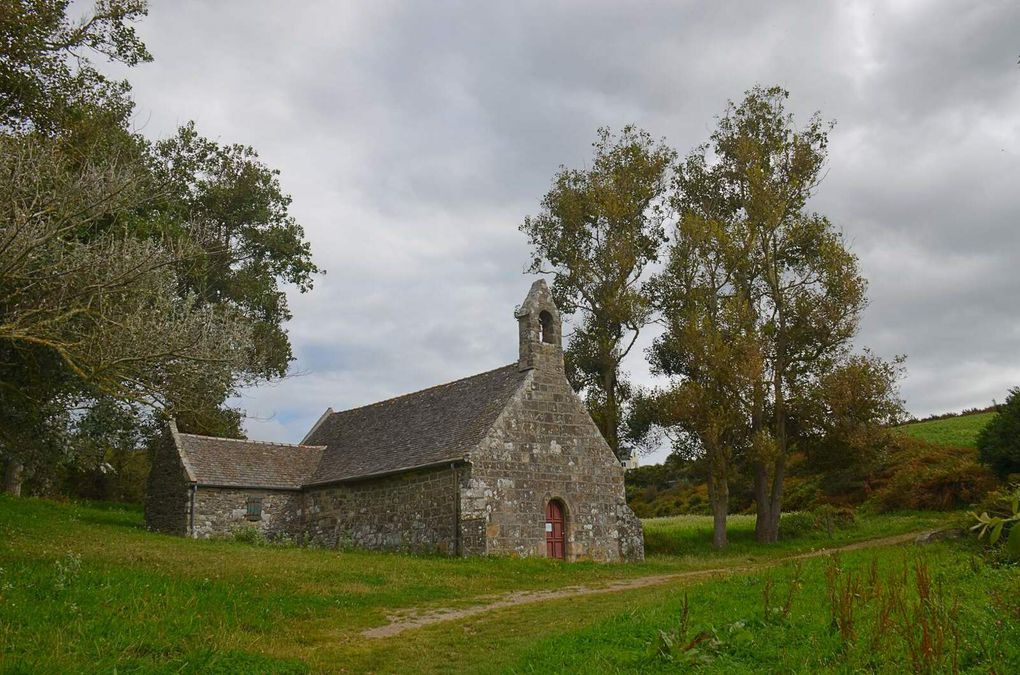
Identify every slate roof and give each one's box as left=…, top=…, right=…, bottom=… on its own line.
left=304, top=363, right=529, bottom=485
left=175, top=433, right=325, bottom=490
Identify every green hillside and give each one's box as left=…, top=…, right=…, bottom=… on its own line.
left=3, top=497, right=995, bottom=673
left=896, top=412, right=995, bottom=448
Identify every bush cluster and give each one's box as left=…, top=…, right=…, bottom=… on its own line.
left=977, top=387, right=1020, bottom=479
left=779, top=505, right=857, bottom=539
left=869, top=437, right=996, bottom=512
left=628, top=482, right=711, bottom=518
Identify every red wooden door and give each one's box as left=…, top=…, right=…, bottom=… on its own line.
left=545, top=500, right=565, bottom=559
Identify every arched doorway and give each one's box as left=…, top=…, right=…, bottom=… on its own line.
left=545, top=499, right=566, bottom=559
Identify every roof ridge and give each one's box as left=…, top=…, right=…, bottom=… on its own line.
left=326, top=362, right=518, bottom=417
left=177, top=433, right=325, bottom=450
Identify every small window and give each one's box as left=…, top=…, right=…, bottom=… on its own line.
left=539, top=310, right=555, bottom=344
left=245, top=496, right=263, bottom=521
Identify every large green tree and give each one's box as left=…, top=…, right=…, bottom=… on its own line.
left=672, top=86, right=869, bottom=542
left=521, top=126, right=675, bottom=458
left=0, top=134, right=252, bottom=493
left=0, top=0, right=319, bottom=495
left=0, top=0, right=149, bottom=135
left=632, top=202, right=763, bottom=549
left=151, top=122, right=319, bottom=379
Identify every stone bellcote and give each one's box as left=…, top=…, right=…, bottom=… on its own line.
left=516, top=279, right=564, bottom=372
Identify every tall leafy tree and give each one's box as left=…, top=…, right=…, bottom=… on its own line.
left=632, top=207, right=763, bottom=549
left=0, top=1, right=319, bottom=495
left=521, top=126, right=675, bottom=458
left=673, top=86, right=868, bottom=542
left=152, top=122, right=319, bottom=380
left=0, top=0, right=150, bottom=135
left=0, top=134, right=251, bottom=494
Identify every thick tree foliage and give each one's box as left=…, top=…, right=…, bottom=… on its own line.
left=631, top=208, right=763, bottom=549
left=977, top=388, right=1020, bottom=479
left=521, top=126, right=674, bottom=459
left=797, top=352, right=906, bottom=497
left=0, top=1, right=319, bottom=496
left=152, top=123, right=318, bottom=379
left=0, top=0, right=149, bottom=134
left=650, top=86, right=875, bottom=543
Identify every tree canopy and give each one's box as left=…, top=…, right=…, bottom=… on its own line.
left=521, top=125, right=674, bottom=459
left=0, top=0, right=319, bottom=495
left=977, top=388, right=1020, bottom=480
left=665, top=85, right=870, bottom=543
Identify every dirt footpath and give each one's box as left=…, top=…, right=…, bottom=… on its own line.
left=362, top=530, right=928, bottom=639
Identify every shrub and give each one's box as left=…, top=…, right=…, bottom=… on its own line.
left=229, top=525, right=269, bottom=546
left=779, top=505, right=857, bottom=539
left=813, top=504, right=857, bottom=534
left=970, top=485, right=1020, bottom=562
left=628, top=481, right=713, bottom=518
left=781, top=471, right=823, bottom=512
left=779, top=512, right=818, bottom=539
left=870, top=436, right=996, bottom=512
left=977, top=387, right=1020, bottom=479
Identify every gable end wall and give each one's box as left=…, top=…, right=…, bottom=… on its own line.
left=464, top=368, right=644, bottom=562
left=144, top=430, right=191, bottom=536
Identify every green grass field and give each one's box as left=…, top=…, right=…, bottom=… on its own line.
left=1, top=497, right=1015, bottom=673
left=897, top=412, right=995, bottom=448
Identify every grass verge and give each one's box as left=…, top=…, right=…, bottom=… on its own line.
left=0, top=496, right=982, bottom=673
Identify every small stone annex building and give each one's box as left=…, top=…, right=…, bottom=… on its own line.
left=145, top=281, right=644, bottom=562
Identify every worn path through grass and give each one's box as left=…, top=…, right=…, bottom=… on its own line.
left=0, top=497, right=955, bottom=673
left=362, top=530, right=928, bottom=638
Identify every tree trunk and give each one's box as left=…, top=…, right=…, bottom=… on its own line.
left=755, top=353, right=788, bottom=544
left=768, top=455, right=786, bottom=541
left=3, top=459, right=23, bottom=496
left=753, top=460, right=771, bottom=543
left=603, top=366, right=620, bottom=458
left=708, top=472, right=729, bottom=549
left=770, top=361, right=787, bottom=541
left=751, top=371, right=768, bottom=542
left=754, top=458, right=785, bottom=544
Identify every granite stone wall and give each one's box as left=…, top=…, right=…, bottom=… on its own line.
left=144, top=431, right=190, bottom=536
left=616, top=502, right=646, bottom=563
left=190, top=487, right=304, bottom=540
left=464, top=362, right=644, bottom=562
left=303, top=465, right=463, bottom=553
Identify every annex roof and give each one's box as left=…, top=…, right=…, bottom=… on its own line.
left=174, top=433, right=325, bottom=490
left=304, top=363, right=528, bottom=484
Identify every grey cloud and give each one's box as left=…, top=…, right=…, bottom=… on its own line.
left=96, top=0, right=1020, bottom=459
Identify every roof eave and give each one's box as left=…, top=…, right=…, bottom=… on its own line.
left=305, top=457, right=471, bottom=488
left=195, top=482, right=304, bottom=492
left=169, top=419, right=198, bottom=483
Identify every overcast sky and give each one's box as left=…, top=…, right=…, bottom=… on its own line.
left=105, top=0, right=1020, bottom=463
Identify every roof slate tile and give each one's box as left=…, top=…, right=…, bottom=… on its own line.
left=176, top=434, right=325, bottom=489
left=305, top=363, right=528, bottom=484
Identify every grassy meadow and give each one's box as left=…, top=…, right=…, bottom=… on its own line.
left=897, top=412, right=995, bottom=448
left=642, top=512, right=944, bottom=557
left=2, top=496, right=1016, bottom=673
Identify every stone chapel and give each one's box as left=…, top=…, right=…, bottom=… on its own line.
left=145, top=280, right=644, bottom=562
